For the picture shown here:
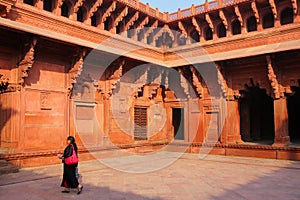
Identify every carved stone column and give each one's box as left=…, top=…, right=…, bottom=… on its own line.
left=273, top=98, right=290, bottom=147
left=266, top=55, right=290, bottom=146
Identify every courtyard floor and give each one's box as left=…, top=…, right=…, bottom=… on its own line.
left=0, top=151, right=300, bottom=200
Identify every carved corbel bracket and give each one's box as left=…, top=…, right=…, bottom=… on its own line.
left=74, top=0, right=85, bottom=13
left=101, top=1, right=117, bottom=24
left=87, top=0, right=103, bottom=18
left=144, top=20, right=158, bottom=39
left=216, top=63, right=240, bottom=101
left=113, top=6, right=128, bottom=27
left=0, top=74, right=9, bottom=92
left=234, top=6, right=243, bottom=26
left=178, top=21, right=188, bottom=38
left=291, top=0, right=298, bottom=14
left=269, top=0, right=278, bottom=19
left=205, top=13, right=214, bottom=32
left=251, top=1, right=259, bottom=23
left=98, top=59, right=125, bottom=99
left=192, top=17, right=201, bottom=37
left=135, top=16, right=149, bottom=34
left=189, top=66, right=204, bottom=98
left=124, top=11, right=139, bottom=31
left=18, top=37, right=38, bottom=85
left=266, top=55, right=284, bottom=99
left=68, top=49, right=86, bottom=95
left=219, top=10, right=228, bottom=29
left=178, top=68, right=190, bottom=99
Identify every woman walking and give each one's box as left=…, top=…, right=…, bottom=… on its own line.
left=57, top=136, right=83, bottom=194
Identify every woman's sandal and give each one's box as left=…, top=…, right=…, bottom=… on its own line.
left=77, top=185, right=83, bottom=195
left=61, top=189, right=70, bottom=193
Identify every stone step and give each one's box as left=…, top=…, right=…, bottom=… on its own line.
left=0, top=160, right=19, bottom=175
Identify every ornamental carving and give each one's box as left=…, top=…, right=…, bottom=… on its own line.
left=113, top=7, right=128, bottom=27
left=18, top=37, right=38, bottom=85
left=88, top=0, right=103, bottom=18
left=100, top=1, right=117, bottom=24
left=219, top=10, right=228, bottom=29
left=189, top=66, right=204, bottom=98
left=266, top=55, right=283, bottom=99
left=68, top=49, right=86, bottom=96
left=0, top=74, right=9, bottom=93
left=192, top=17, right=201, bottom=36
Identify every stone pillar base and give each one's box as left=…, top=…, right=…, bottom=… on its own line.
left=272, top=136, right=291, bottom=147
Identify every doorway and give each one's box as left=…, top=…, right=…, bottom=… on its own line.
left=172, top=108, right=184, bottom=140
left=287, top=87, right=300, bottom=143
left=240, top=86, right=274, bottom=143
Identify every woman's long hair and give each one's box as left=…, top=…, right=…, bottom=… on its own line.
left=67, top=136, right=78, bottom=154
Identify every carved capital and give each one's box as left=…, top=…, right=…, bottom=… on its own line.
left=18, top=37, right=38, bottom=85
